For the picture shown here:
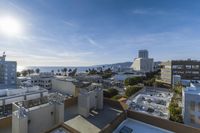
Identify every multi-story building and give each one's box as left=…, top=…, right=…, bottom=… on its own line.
left=138, top=49, right=149, bottom=59
left=182, top=82, right=200, bottom=128
left=51, top=77, right=79, bottom=97
left=0, top=53, right=17, bottom=88
left=30, top=72, right=53, bottom=89
left=78, top=83, right=103, bottom=117
left=131, top=50, right=154, bottom=73
left=12, top=93, right=64, bottom=133
left=161, top=60, right=200, bottom=84
left=0, top=86, right=48, bottom=118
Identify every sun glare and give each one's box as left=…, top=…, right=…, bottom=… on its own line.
left=0, top=16, right=23, bottom=36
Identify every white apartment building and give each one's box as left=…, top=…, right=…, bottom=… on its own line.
left=0, top=53, right=17, bottom=88
left=183, top=82, right=200, bottom=128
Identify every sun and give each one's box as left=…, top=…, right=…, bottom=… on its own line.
left=0, top=16, right=23, bottom=36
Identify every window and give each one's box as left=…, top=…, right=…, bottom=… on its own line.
left=173, top=65, right=183, bottom=69
left=192, top=71, right=199, bottom=74
left=190, top=101, right=195, bottom=111
left=192, top=65, right=199, bottom=69
left=119, top=126, right=133, bottom=133
left=198, top=103, right=200, bottom=112
left=186, top=65, right=192, bottom=69
left=185, top=71, right=191, bottom=74
left=190, top=115, right=195, bottom=124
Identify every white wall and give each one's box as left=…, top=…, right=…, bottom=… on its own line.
left=52, top=79, right=77, bottom=96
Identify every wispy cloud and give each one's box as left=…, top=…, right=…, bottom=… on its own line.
left=86, top=37, right=104, bottom=49
left=131, top=9, right=167, bottom=15
left=63, top=21, right=77, bottom=28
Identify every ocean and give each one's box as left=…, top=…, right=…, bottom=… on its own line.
left=17, top=66, right=98, bottom=73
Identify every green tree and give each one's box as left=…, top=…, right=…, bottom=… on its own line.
left=63, top=67, right=67, bottom=76
left=125, top=85, right=143, bottom=97
left=124, top=77, right=143, bottom=86
left=35, top=68, right=40, bottom=74
left=69, top=68, right=77, bottom=77
left=21, top=70, right=28, bottom=77
left=169, top=100, right=183, bottom=123
left=17, top=72, right=21, bottom=77
left=104, top=88, right=119, bottom=98
left=27, top=69, right=34, bottom=75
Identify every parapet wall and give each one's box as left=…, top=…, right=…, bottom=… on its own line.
left=64, top=97, right=78, bottom=108
left=127, top=110, right=200, bottom=133
left=0, top=116, right=12, bottom=129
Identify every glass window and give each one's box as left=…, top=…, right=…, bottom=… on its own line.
left=192, top=71, right=199, bottom=74
left=192, top=65, right=199, bottom=69
left=190, top=115, right=195, bottom=124
left=198, top=103, right=200, bottom=112
left=186, top=65, right=192, bottom=69
left=173, top=65, right=183, bottom=69
left=190, top=101, right=195, bottom=111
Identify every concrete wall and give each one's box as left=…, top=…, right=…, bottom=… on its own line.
left=183, top=92, right=200, bottom=128
left=0, top=116, right=12, bottom=129
left=78, top=89, right=103, bottom=117
left=27, top=104, right=57, bottom=133
left=100, top=111, right=126, bottom=133
left=52, top=79, right=78, bottom=96
left=127, top=110, right=200, bottom=133
left=64, top=97, right=78, bottom=108
left=12, top=102, right=64, bottom=133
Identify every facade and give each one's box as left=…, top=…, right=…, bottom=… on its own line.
left=138, top=49, right=149, bottom=59
left=183, top=82, right=200, bottom=128
left=12, top=93, right=65, bottom=133
left=78, top=83, right=103, bottom=117
left=131, top=50, right=154, bottom=73
left=0, top=53, right=17, bottom=88
left=161, top=60, right=200, bottom=84
left=0, top=86, right=48, bottom=118
left=132, top=58, right=154, bottom=73
left=113, top=118, right=173, bottom=133
left=30, top=73, right=53, bottom=89
left=51, top=78, right=79, bottom=97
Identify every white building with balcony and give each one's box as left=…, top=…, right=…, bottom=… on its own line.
left=183, top=82, right=200, bottom=128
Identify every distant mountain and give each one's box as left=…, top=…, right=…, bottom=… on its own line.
left=94, top=61, right=132, bottom=68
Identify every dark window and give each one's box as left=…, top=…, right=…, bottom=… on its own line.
left=119, top=126, right=133, bottom=133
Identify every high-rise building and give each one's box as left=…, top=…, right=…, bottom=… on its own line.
left=131, top=50, right=154, bottom=73
left=0, top=52, right=17, bottom=88
left=138, top=49, right=148, bottom=59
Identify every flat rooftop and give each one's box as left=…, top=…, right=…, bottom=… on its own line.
left=64, top=104, right=122, bottom=130
left=127, top=88, right=173, bottom=119
left=113, top=118, right=174, bottom=133
left=184, top=87, right=200, bottom=95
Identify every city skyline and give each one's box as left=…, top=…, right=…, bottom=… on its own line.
left=1, top=0, right=200, bottom=67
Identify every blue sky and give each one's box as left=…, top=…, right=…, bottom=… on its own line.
left=1, top=0, right=200, bottom=67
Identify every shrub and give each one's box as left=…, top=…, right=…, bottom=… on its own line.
left=111, top=95, right=122, bottom=100
left=103, top=88, right=119, bottom=98
left=124, top=77, right=143, bottom=86
left=125, top=85, right=143, bottom=97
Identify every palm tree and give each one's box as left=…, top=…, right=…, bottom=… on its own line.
left=63, top=68, right=67, bottom=76
left=35, top=68, right=40, bottom=74
left=51, top=70, right=54, bottom=75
